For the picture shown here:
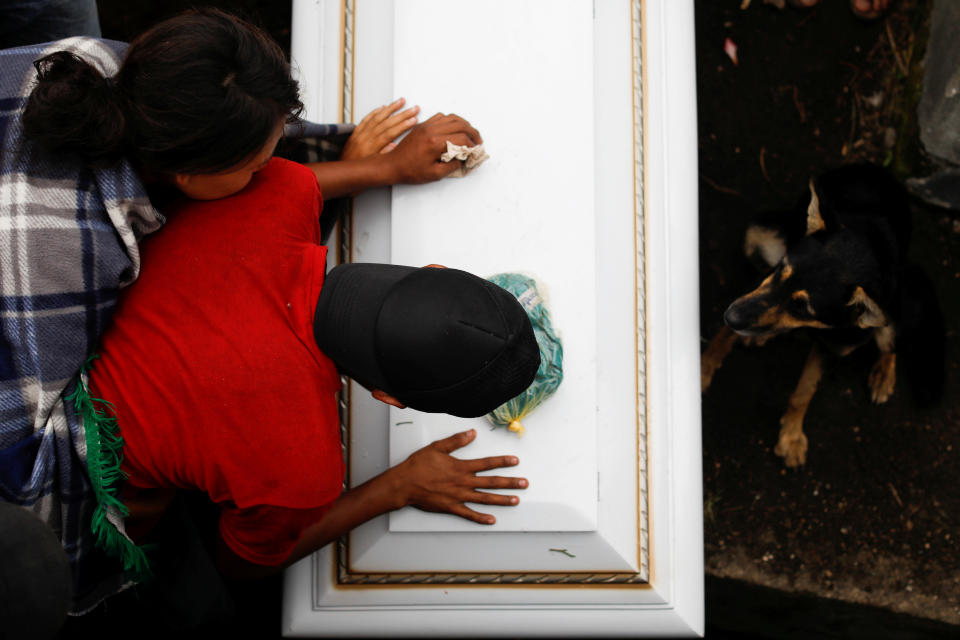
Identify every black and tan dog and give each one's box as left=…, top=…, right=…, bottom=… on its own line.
left=701, top=164, right=944, bottom=467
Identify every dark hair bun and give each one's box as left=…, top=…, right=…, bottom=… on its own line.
left=22, top=51, right=126, bottom=167
left=21, top=10, right=302, bottom=175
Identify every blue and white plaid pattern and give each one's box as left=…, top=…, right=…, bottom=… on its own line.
left=0, top=37, right=164, bottom=614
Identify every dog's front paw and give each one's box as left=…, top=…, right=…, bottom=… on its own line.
left=775, top=416, right=808, bottom=467
left=869, top=353, right=896, bottom=404
left=701, top=326, right=738, bottom=393
left=701, top=356, right=720, bottom=392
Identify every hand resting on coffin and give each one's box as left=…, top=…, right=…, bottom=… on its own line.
left=215, top=429, right=525, bottom=578
left=307, top=108, right=483, bottom=198
left=340, top=97, right=421, bottom=160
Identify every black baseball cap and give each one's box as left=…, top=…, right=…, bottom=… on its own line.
left=313, top=263, right=540, bottom=418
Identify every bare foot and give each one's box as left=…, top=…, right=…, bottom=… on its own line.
left=850, top=0, right=890, bottom=21
left=785, top=0, right=890, bottom=20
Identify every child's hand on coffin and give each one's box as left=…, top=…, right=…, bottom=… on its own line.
left=341, top=98, right=421, bottom=160
left=385, top=113, right=483, bottom=184
left=391, top=428, right=526, bottom=524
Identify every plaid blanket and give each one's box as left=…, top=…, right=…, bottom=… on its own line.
left=0, top=37, right=163, bottom=614
left=0, top=36, right=353, bottom=615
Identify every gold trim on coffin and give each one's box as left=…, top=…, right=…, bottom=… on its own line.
left=322, top=0, right=651, bottom=590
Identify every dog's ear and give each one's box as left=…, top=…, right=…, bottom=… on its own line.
left=847, top=286, right=887, bottom=328
left=805, top=179, right=826, bottom=236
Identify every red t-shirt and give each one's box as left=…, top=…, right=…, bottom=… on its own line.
left=89, top=158, right=344, bottom=566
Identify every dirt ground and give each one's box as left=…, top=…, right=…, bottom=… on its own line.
left=695, top=0, right=959, bottom=627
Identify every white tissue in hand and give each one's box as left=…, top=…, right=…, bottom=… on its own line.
left=439, top=141, right=489, bottom=177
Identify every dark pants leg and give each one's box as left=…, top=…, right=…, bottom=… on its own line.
left=0, top=502, right=71, bottom=640
left=0, top=0, right=101, bottom=49
left=61, top=492, right=237, bottom=635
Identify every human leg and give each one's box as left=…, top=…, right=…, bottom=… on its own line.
left=782, top=0, right=891, bottom=20
left=0, top=502, right=71, bottom=640
left=0, top=0, right=100, bottom=49
left=850, top=0, right=890, bottom=20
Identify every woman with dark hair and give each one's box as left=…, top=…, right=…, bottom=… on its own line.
left=21, top=8, right=479, bottom=197
left=0, top=8, right=482, bottom=621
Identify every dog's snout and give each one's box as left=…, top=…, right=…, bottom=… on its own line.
left=724, top=303, right=749, bottom=332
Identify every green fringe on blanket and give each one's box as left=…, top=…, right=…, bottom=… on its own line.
left=68, top=354, right=152, bottom=582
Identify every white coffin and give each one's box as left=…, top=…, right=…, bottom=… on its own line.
left=284, top=0, right=703, bottom=636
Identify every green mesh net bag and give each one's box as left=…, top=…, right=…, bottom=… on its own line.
left=486, top=273, right=563, bottom=436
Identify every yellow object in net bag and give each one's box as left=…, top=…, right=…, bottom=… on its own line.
left=485, top=273, right=563, bottom=436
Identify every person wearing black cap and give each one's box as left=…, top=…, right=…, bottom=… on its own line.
left=82, top=157, right=539, bottom=588
left=314, top=261, right=541, bottom=418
